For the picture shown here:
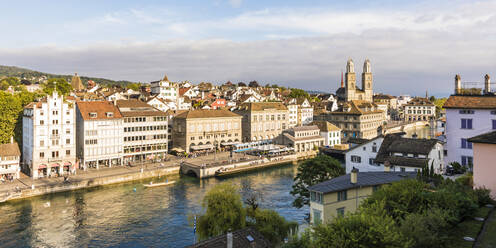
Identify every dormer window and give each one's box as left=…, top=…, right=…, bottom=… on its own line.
left=106, top=112, right=114, bottom=117
left=89, top=112, right=97, bottom=118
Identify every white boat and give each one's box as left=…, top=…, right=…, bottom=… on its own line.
left=143, top=180, right=176, bottom=188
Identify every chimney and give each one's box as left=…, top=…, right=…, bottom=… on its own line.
left=384, top=161, right=391, bottom=172
left=350, top=167, right=358, bottom=184
left=455, top=74, right=461, bottom=95
left=485, top=74, right=491, bottom=94
left=227, top=231, right=233, bottom=248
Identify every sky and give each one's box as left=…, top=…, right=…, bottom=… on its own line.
left=1, top=0, right=496, bottom=96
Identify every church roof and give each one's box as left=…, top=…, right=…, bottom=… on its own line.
left=71, top=73, right=84, bottom=91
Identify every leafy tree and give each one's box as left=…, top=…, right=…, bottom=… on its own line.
left=281, top=229, right=313, bottom=248
left=399, top=208, right=454, bottom=248
left=290, top=155, right=345, bottom=208
left=0, top=81, right=9, bottom=90
left=237, top=82, right=246, bottom=87
left=246, top=208, right=298, bottom=245
left=196, top=182, right=246, bottom=240
left=126, top=83, right=140, bottom=91
left=288, top=88, right=309, bottom=99
left=0, top=92, right=21, bottom=143
left=271, top=84, right=279, bottom=88
left=429, top=96, right=436, bottom=102
left=43, top=78, right=72, bottom=96
left=249, top=81, right=260, bottom=88
left=313, top=210, right=408, bottom=248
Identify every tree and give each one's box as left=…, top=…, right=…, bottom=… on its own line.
left=0, top=92, right=21, bottom=143
left=238, top=82, right=246, bottom=87
left=43, top=78, right=72, bottom=96
left=196, top=182, right=246, bottom=240
left=126, top=83, right=140, bottom=91
left=246, top=208, right=298, bottom=245
left=290, top=155, right=345, bottom=208
left=399, top=208, right=454, bottom=248
left=0, top=81, right=9, bottom=90
left=249, top=81, right=260, bottom=88
left=288, top=88, right=309, bottom=99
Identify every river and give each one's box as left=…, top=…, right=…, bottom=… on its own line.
left=0, top=163, right=307, bottom=248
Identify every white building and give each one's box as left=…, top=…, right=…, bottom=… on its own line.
left=345, top=136, right=384, bottom=173
left=312, top=121, right=342, bottom=147
left=76, top=101, right=124, bottom=170
left=443, top=74, right=496, bottom=167
left=397, top=95, right=412, bottom=107
left=298, top=98, right=314, bottom=125
left=116, top=100, right=169, bottom=163
left=287, top=102, right=298, bottom=128
left=150, top=74, right=179, bottom=102
left=0, top=138, right=21, bottom=180
left=147, top=96, right=175, bottom=112
left=22, top=91, right=76, bottom=179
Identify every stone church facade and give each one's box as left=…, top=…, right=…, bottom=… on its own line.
left=344, top=59, right=374, bottom=102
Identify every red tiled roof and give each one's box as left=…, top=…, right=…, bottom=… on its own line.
left=179, top=87, right=191, bottom=96
left=443, top=95, right=496, bottom=109
left=76, top=101, right=122, bottom=120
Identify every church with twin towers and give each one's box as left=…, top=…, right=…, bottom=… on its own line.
left=342, top=58, right=374, bottom=102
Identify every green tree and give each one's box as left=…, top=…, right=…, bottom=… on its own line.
left=196, top=182, right=246, bottom=240
left=0, top=81, right=9, bottom=90
left=290, top=155, right=345, bottom=208
left=399, top=208, right=454, bottom=248
left=0, top=92, right=21, bottom=143
left=126, top=83, right=140, bottom=91
left=288, top=88, right=309, bottom=99
left=43, top=78, right=72, bottom=96
left=247, top=208, right=298, bottom=245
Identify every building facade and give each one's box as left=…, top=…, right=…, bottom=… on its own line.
left=234, top=102, right=289, bottom=142
left=116, top=100, right=169, bottom=163
left=312, top=121, right=341, bottom=147
left=0, top=139, right=21, bottom=180
left=344, top=59, right=373, bottom=102
left=345, top=136, right=384, bottom=173
left=172, top=109, right=242, bottom=153
left=76, top=101, right=124, bottom=170
left=150, top=74, right=179, bottom=102
left=403, top=97, right=436, bottom=121
left=276, top=125, right=325, bottom=156
left=468, top=131, right=496, bottom=198
left=22, top=91, right=76, bottom=179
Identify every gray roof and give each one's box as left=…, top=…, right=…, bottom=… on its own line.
left=375, top=134, right=439, bottom=164
left=308, top=171, right=416, bottom=194
left=468, top=131, right=496, bottom=145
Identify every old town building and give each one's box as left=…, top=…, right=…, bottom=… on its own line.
left=22, top=91, right=76, bottom=179
left=116, top=100, right=169, bottom=163
left=403, top=97, right=436, bottom=121
left=0, top=138, right=21, bottom=180
left=344, top=59, right=374, bottom=102
left=234, top=102, right=289, bottom=142
left=276, top=125, right=325, bottom=156
left=76, top=101, right=124, bottom=170
left=172, top=109, right=242, bottom=153
left=312, top=121, right=341, bottom=147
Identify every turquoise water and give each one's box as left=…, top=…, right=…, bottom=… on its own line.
left=0, top=163, right=306, bottom=248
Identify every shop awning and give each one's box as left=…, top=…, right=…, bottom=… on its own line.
left=38, top=164, right=47, bottom=169
left=190, top=144, right=215, bottom=150
left=221, top=141, right=240, bottom=146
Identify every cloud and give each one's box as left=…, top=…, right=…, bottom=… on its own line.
left=228, top=0, right=243, bottom=8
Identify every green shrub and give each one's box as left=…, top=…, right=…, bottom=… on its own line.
left=399, top=208, right=455, bottom=248
left=455, top=174, right=473, bottom=187
left=473, top=187, right=492, bottom=206
left=450, top=162, right=466, bottom=174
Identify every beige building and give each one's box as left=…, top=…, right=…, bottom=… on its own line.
left=403, top=97, right=436, bottom=121
left=172, top=109, right=242, bottom=153
left=314, top=100, right=385, bottom=140
left=308, top=169, right=416, bottom=225
left=234, top=102, right=289, bottom=142
left=0, top=139, right=21, bottom=180
left=344, top=59, right=373, bottom=102
left=276, top=126, right=324, bottom=156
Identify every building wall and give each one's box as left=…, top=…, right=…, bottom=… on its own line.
left=404, top=105, right=436, bottom=121
left=445, top=109, right=496, bottom=165
left=320, top=112, right=384, bottom=140
left=345, top=137, right=384, bottom=173
left=122, top=116, right=168, bottom=162
left=321, top=130, right=341, bottom=147
left=288, top=105, right=298, bottom=127
left=0, top=155, right=20, bottom=179
left=237, top=109, right=289, bottom=142
left=310, top=186, right=374, bottom=225
left=473, top=143, right=496, bottom=198
left=173, top=116, right=242, bottom=153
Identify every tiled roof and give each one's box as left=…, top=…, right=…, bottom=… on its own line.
left=236, top=102, right=288, bottom=111
left=175, top=109, right=241, bottom=119
left=468, top=131, right=496, bottom=144
left=76, top=101, right=122, bottom=120
left=292, top=125, right=320, bottom=132
left=375, top=134, right=439, bottom=166
left=0, top=142, right=20, bottom=157
left=116, top=100, right=168, bottom=117
left=187, top=227, right=270, bottom=248
left=179, top=87, right=190, bottom=96
left=116, top=100, right=151, bottom=108
left=308, top=171, right=416, bottom=194
left=443, top=95, right=496, bottom=109
left=311, top=121, right=341, bottom=132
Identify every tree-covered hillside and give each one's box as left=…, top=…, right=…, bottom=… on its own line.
left=0, top=65, right=135, bottom=87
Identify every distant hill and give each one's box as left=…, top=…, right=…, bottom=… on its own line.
left=0, top=65, right=135, bottom=86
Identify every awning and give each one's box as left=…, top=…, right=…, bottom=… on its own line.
left=171, top=148, right=185, bottom=152
left=221, top=141, right=240, bottom=146
left=190, top=144, right=215, bottom=150
left=51, top=163, right=60, bottom=167
left=38, top=164, right=47, bottom=169
left=64, top=162, right=72, bottom=166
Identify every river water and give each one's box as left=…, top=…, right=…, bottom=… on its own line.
left=0, top=163, right=307, bottom=248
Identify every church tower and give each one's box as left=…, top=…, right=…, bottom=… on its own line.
left=361, top=59, right=373, bottom=102
left=345, top=59, right=356, bottom=101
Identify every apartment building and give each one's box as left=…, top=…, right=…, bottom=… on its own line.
left=314, top=100, right=385, bottom=140
left=403, top=97, right=436, bottom=121
left=443, top=74, right=496, bottom=167
left=150, top=74, right=179, bottom=102
left=234, top=102, right=289, bottom=142
left=172, top=109, right=242, bottom=153
left=287, top=98, right=314, bottom=126
left=22, top=91, right=76, bottom=179
left=312, top=121, right=341, bottom=147
left=76, top=101, right=124, bottom=170
left=0, top=138, right=21, bottom=180
left=116, top=100, right=169, bottom=163
left=276, top=125, right=325, bottom=156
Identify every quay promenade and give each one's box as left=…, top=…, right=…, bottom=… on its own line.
left=0, top=152, right=239, bottom=203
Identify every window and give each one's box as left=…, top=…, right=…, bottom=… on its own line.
left=39, top=152, right=44, bottom=158
left=363, top=147, right=366, bottom=151
left=372, top=145, right=377, bottom=152
left=52, top=139, right=59, bottom=146
left=493, top=120, right=496, bottom=130
left=372, top=185, right=380, bottom=192
left=106, top=112, right=114, bottom=117
left=51, top=151, right=59, bottom=158
left=461, top=118, right=472, bottom=129
left=313, top=209, right=322, bottom=225
left=66, top=150, right=70, bottom=155
left=310, top=191, right=323, bottom=203
left=40, top=120, right=44, bottom=125
left=337, top=190, right=347, bottom=201
left=66, top=129, right=70, bottom=134
left=369, top=158, right=375, bottom=165
left=400, top=167, right=406, bottom=172
left=40, top=140, right=44, bottom=147
left=350, top=155, right=361, bottom=163
left=336, top=207, right=345, bottom=217
left=459, top=110, right=474, bottom=114
left=461, top=156, right=473, bottom=166
left=461, top=138, right=472, bottom=149
left=52, top=119, right=58, bottom=125
left=89, top=112, right=97, bottom=118
left=66, top=139, right=70, bottom=145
